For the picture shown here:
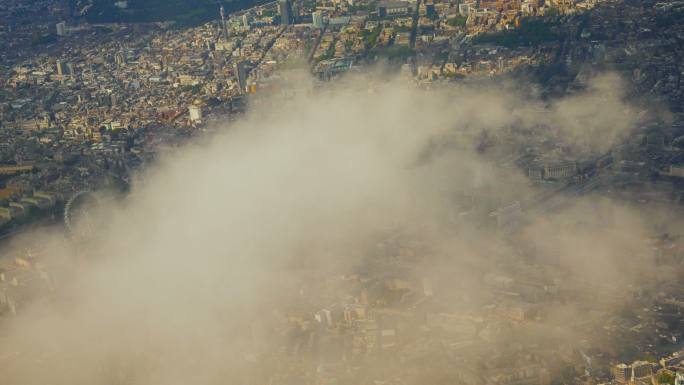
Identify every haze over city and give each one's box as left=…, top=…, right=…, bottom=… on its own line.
left=2, top=1, right=684, bottom=385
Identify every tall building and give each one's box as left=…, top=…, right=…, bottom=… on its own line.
left=56, top=60, right=70, bottom=78
left=277, top=0, right=293, bottom=25
left=114, top=51, right=126, bottom=66
left=234, top=61, right=249, bottom=93
left=242, top=13, right=250, bottom=28
left=631, top=361, right=653, bottom=380
left=189, top=105, right=203, bottom=122
left=56, top=22, right=67, bottom=36
left=312, top=11, right=324, bottom=29
left=219, top=5, right=230, bottom=39
left=676, top=372, right=684, bottom=385
left=613, top=363, right=630, bottom=383
left=292, top=2, right=300, bottom=19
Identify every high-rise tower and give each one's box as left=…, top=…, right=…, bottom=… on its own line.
left=312, top=11, right=324, bottom=29
left=277, top=0, right=293, bottom=25
left=220, top=5, right=230, bottom=39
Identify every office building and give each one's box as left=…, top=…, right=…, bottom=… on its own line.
left=277, top=0, right=293, bottom=25
left=676, top=372, right=684, bottom=385
left=377, top=1, right=412, bottom=17
left=292, top=2, right=301, bottom=19
left=189, top=105, right=202, bottom=122
left=56, top=60, right=70, bottom=78
left=529, top=160, right=578, bottom=181
left=56, top=22, right=67, bottom=36
left=613, top=363, right=630, bottom=383
left=219, top=5, right=230, bottom=39
left=631, top=361, right=653, bottom=380
left=114, top=51, right=126, bottom=66
left=312, top=11, right=324, bottom=28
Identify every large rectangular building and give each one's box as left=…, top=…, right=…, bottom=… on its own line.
left=377, top=1, right=412, bottom=17
left=542, top=161, right=577, bottom=180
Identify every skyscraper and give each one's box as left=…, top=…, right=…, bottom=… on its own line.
left=613, top=363, right=630, bottom=383
left=56, top=60, right=69, bottom=78
left=631, top=361, right=653, bottom=380
left=219, top=5, right=230, bottom=39
left=114, top=51, right=126, bottom=66
left=292, top=2, right=300, bottom=20
left=56, top=22, right=67, bottom=36
left=312, top=11, right=324, bottom=29
left=189, top=105, right=203, bottom=122
left=277, top=0, right=293, bottom=25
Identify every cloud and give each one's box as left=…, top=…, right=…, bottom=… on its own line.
left=549, top=73, right=640, bottom=154
left=0, top=70, right=669, bottom=384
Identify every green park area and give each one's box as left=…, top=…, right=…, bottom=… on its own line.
left=86, top=0, right=270, bottom=26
